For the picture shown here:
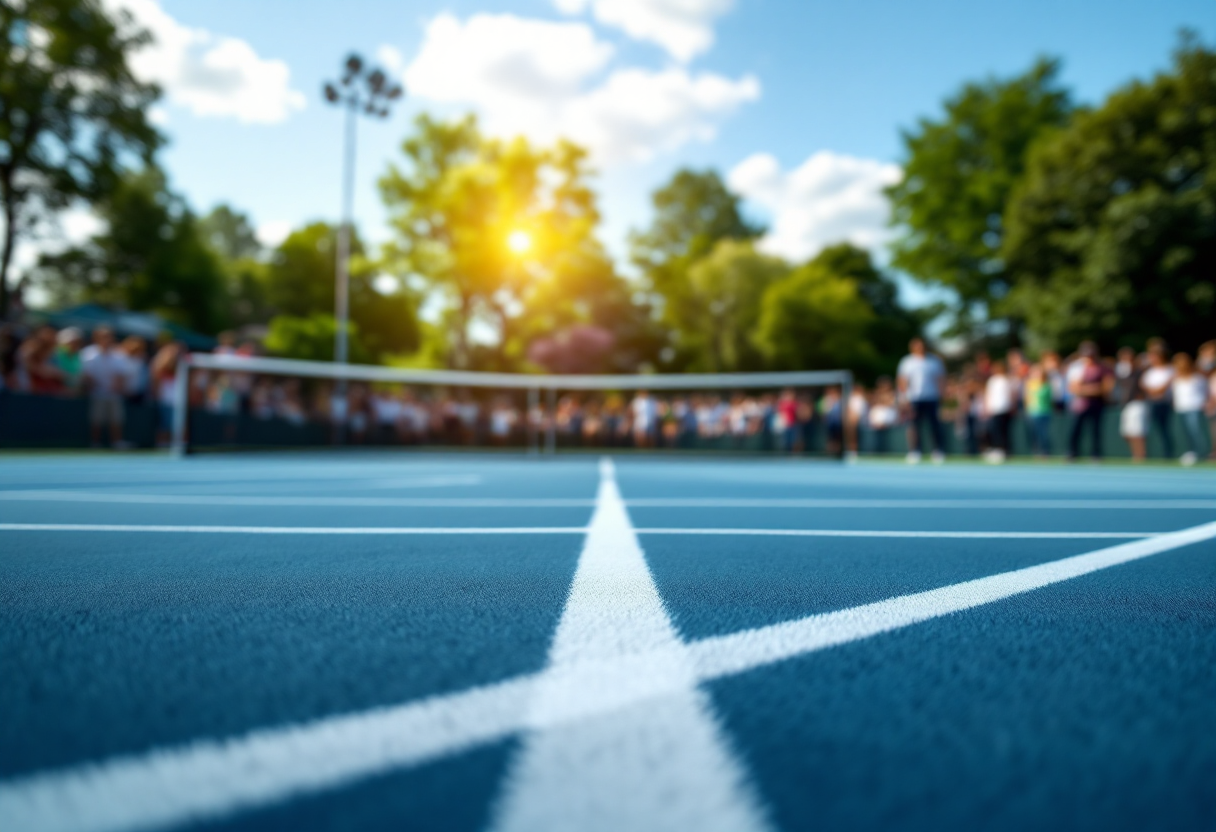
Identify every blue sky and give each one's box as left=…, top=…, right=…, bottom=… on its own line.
left=61, top=0, right=1215, bottom=304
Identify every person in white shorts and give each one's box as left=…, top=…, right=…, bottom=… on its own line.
left=80, top=326, right=128, bottom=447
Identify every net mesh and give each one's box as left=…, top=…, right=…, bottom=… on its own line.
left=173, top=354, right=853, bottom=456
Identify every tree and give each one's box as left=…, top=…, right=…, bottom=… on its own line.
left=34, top=168, right=230, bottom=333
left=630, top=169, right=764, bottom=367
left=198, top=204, right=273, bottom=328
left=812, top=243, right=927, bottom=376
left=380, top=114, right=617, bottom=370
left=886, top=58, right=1073, bottom=335
left=753, top=258, right=877, bottom=372
left=264, top=313, right=371, bottom=364
left=265, top=222, right=420, bottom=362
left=1001, top=36, right=1216, bottom=353
left=683, top=240, right=786, bottom=372
left=1, top=0, right=160, bottom=318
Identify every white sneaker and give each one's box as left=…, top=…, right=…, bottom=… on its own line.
left=930, top=451, right=946, bottom=465
left=1180, top=451, right=1197, bottom=467
left=906, top=451, right=922, bottom=464
left=844, top=450, right=858, bottom=464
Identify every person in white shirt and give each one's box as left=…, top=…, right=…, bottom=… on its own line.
left=896, top=337, right=947, bottom=463
left=80, top=326, right=128, bottom=447
left=1171, top=352, right=1210, bottom=466
left=983, top=360, right=1015, bottom=463
left=1140, top=340, right=1175, bottom=458
left=631, top=390, right=658, bottom=448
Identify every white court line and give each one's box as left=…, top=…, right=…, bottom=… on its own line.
left=489, top=458, right=772, bottom=832
left=0, top=524, right=1153, bottom=539
left=2, top=522, right=1214, bottom=831
left=0, top=491, right=594, bottom=507
left=0, top=524, right=588, bottom=535
left=2, top=492, right=1213, bottom=509
left=626, top=498, right=1216, bottom=509
left=636, top=528, right=1155, bottom=539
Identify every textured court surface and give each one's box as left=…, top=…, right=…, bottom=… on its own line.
left=1, top=454, right=1214, bottom=832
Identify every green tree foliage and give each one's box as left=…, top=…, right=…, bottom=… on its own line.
left=630, top=169, right=764, bottom=367
left=753, top=256, right=877, bottom=373
left=380, top=114, right=637, bottom=370
left=683, top=240, right=786, bottom=372
left=197, top=204, right=272, bottom=327
left=886, top=58, right=1073, bottom=331
left=812, top=243, right=928, bottom=376
left=264, top=313, right=370, bottom=364
left=264, top=222, right=419, bottom=362
left=1002, top=37, right=1216, bottom=353
left=34, top=168, right=229, bottom=333
left=1, top=0, right=160, bottom=317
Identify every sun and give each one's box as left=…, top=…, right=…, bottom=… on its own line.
left=506, top=230, right=533, bottom=256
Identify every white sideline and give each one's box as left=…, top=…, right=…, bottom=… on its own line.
left=2, top=491, right=1214, bottom=510
left=489, top=458, right=772, bottom=832
left=0, top=524, right=1155, bottom=539
left=2, top=523, right=1214, bottom=831
left=626, top=498, right=1216, bottom=509
left=0, top=491, right=595, bottom=507
left=0, top=524, right=588, bottom=535
left=636, top=529, right=1155, bottom=539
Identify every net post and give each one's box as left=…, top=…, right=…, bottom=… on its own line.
left=171, top=355, right=190, bottom=457
left=545, top=386, right=557, bottom=456
left=527, top=386, right=539, bottom=456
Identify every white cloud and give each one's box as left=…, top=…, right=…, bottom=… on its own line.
left=555, top=0, right=734, bottom=62
left=255, top=220, right=292, bottom=248
left=728, top=151, right=902, bottom=262
left=105, top=0, right=305, bottom=124
left=404, top=13, right=758, bottom=165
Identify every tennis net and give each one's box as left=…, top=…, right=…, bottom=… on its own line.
left=171, top=353, right=853, bottom=457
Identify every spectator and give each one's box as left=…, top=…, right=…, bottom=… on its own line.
left=81, top=326, right=128, bottom=448
left=845, top=383, right=867, bottom=459
left=777, top=388, right=799, bottom=453
left=897, top=337, right=947, bottom=464
left=1023, top=362, right=1054, bottom=458
left=54, top=328, right=85, bottom=392
left=121, top=337, right=149, bottom=406
left=631, top=390, right=657, bottom=448
left=1115, top=347, right=1148, bottom=462
left=1067, top=341, right=1113, bottom=462
left=150, top=342, right=183, bottom=447
left=17, top=325, right=66, bottom=393
left=868, top=377, right=898, bottom=455
left=1140, top=340, right=1175, bottom=459
left=983, top=360, right=1014, bottom=463
left=1171, top=353, right=1209, bottom=466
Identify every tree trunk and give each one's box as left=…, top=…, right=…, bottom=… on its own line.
left=0, top=184, right=15, bottom=322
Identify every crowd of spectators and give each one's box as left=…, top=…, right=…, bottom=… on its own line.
left=2, top=323, right=1213, bottom=464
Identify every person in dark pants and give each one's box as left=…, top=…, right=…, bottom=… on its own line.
left=1067, top=342, right=1114, bottom=461
left=897, top=338, right=947, bottom=463
left=1140, top=339, right=1174, bottom=458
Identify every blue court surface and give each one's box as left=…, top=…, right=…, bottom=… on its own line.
left=1, top=454, right=1213, bottom=832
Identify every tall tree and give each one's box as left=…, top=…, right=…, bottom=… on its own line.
left=886, top=58, right=1072, bottom=336
left=1001, top=36, right=1216, bottom=353
left=34, top=167, right=230, bottom=333
left=380, top=114, right=613, bottom=370
left=812, top=243, right=927, bottom=376
left=684, top=240, right=786, bottom=372
left=1, top=0, right=160, bottom=318
left=753, top=256, right=877, bottom=373
left=630, top=169, right=764, bottom=367
left=198, top=204, right=273, bottom=327
left=265, top=222, right=420, bottom=362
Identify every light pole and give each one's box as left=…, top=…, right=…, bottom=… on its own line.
left=322, top=54, right=403, bottom=409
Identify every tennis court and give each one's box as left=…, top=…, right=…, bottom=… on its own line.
left=1, top=453, right=1213, bottom=832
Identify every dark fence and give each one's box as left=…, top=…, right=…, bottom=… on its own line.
left=0, top=390, right=1198, bottom=459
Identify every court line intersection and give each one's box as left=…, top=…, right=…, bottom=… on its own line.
left=1, top=460, right=1214, bottom=832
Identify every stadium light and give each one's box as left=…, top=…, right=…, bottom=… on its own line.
left=322, top=53, right=404, bottom=366
left=323, top=52, right=404, bottom=440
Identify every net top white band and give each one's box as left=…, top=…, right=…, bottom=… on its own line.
left=186, top=353, right=852, bottom=392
